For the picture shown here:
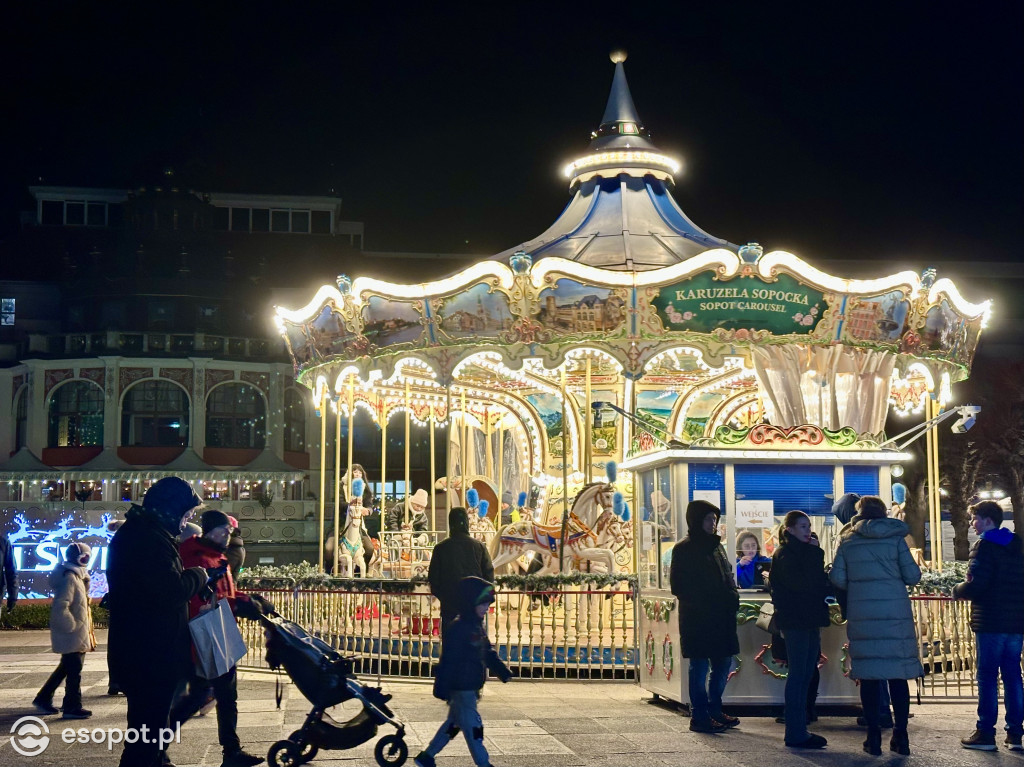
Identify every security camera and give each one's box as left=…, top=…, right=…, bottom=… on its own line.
left=951, top=405, right=981, bottom=434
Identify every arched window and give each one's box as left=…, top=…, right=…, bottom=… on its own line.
left=14, top=387, right=28, bottom=450
left=284, top=388, right=306, bottom=452
left=48, top=381, right=104, bottom=447
left=121, top=380, right=190, bottom=446
left=206, top=383, right=265, bottom=449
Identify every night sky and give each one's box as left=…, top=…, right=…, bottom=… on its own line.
left=3, top=3, right=1021, bottom=267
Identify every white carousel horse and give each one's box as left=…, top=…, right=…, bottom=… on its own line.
left=491, top=507, right=628, bottom=574
left=337, top=503, right=366, bottom=578
left=490, top=481, right=616, bottom=574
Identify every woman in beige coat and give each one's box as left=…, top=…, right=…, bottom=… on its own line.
left=831, top=496, right=922, bottom=756
left=33, top=542, right=95, bottom=719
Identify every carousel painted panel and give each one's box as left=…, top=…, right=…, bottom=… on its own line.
left=360, top=297, right=425, bottom=350
left=283, top=300, right=365, bottom=371
left=632, top=388, right=681, bottom=454
left=839, top=289, right=912, bottom=349
left=525, top=392, right=565, bottom=464
left=917, top=299, right=982, bottom=368
left=434, top=282, right=514, bottom=343
left=535, top=278, right=628, bottom=341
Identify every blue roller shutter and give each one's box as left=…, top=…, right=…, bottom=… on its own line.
left=843, top=465, right=879, bottom=497
left=734, top=463, right=834, bottom=516
left=689, top=463, right=725, bottom=504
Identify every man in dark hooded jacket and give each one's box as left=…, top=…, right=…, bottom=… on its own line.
left=428, top=507, right=494, bottom=638
left=670, top=499, right=740, bottom=733
left=107, top=477, right=216, bottom=767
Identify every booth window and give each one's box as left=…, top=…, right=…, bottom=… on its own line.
left=206, top=383, right=266, bottom=449
left=734, top=463, right=833, bottom=516
left=48, top=381, right=104, bottom=447
left=283, top=388, right=306, bottom=452
left=121, top=380, right=190, bottom=447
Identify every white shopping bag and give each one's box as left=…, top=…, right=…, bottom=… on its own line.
left=189, top=599, right=248, bottom=679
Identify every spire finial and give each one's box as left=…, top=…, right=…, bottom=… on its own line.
left=610, top=49, right=627, bottom=64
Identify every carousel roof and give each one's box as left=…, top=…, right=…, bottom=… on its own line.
left=493, top=52, right=734, bottom=271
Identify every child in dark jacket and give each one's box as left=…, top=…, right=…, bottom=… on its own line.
left=415, top=576, right=512, bottom=767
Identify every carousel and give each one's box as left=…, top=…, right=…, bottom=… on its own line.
left=273, top=53, right=991, bottom=698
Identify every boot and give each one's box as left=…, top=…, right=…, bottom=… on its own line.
left=863, top=726, right=882, bottom=756
left=890, top=728, right=910, bottom=755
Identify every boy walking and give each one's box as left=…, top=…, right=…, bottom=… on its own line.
left=953, top=500, right=1024, bottom=751
left=34, top=542, right=96, bottom=719
left=415, top=576, right=512, bottom=767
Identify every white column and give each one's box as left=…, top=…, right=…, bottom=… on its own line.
left=190, top=357, right=212, bottom=456
left=26, top=362, right=47, bottom=456
left=99, top=356, right=120, bottom=450
left=268, top=365, right=286, bottom=457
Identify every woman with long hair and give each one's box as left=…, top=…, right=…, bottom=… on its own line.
left=831, top=495, right=921, bottom=755
left=770, top=510, right=831, bottom=750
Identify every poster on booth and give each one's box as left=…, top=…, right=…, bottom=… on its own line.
left=736, top=500, right=774, bottom=529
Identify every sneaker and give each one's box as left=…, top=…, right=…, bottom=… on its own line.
left=1005, top=731, right=1023, bottom=751
left=786, top=733, right=827, bottom=749
left=714, top=713, right=740, bottom=728
left=961, top=729, right=997, bottom=751
left=221, top=750, right=264, bottom=767
left=413, top=752, right=436, bottom=767
left=32, top=698, right=59, bottom=715
left=61, top=708, right=92, bottom=720
left=689, top=719, right=726, bottom=733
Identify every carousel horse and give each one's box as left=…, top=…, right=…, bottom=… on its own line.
left=337, top=480, right=368, bottom=577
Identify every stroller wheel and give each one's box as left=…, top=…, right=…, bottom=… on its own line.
left=288, top=731, right=319, bottom=764
left=374, top=734, right=408, bottom=766
left=268, top=739, right=302, bottom=767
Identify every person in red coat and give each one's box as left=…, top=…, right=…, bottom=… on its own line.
left=167, top=509, right=268, bottom=767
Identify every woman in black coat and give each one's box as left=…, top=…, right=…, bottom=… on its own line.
left=670, top=500, right=740, bottom=733
left=770, top=510, right=831, bottom=750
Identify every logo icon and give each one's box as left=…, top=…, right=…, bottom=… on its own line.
left=10, top=716, right=50, bottom=757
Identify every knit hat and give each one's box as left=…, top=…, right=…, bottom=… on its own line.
left=685, top=499, right=720, bottom=535
left=64, top=542, right=92, bottom=567
left=178, top=522, right=202, bottom=543
left=501, top=490, right=514, bottom=506
left=408, top=488, right=429, bottom=509
left=448, top=506, right=470, bottom=535
left=201, top=509, right=232, bottom=535
left=143, top=477, right=202, bottom=534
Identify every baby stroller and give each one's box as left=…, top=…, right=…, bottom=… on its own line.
left=258, top=611, right=408, bottom=767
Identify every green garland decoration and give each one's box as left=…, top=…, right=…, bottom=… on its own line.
left=736, top=601, right=762, bottom=625
left=493, top=572, right=638, bottom=591
left=662, top=635, right=674, bottom=681
left=644, top=631, right=656, bottom=675
left=641, top=597, right=674, bottom=623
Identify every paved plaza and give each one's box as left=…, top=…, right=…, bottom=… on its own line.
left=1, top=630, right=1021, bottom=767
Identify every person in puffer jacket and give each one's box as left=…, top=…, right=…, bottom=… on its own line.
left=831, top=496, right=921, bottom=756
left=415, top=576, right=511, bottom=767
left=953, top=500, right=1024, bottom=752
left=33, top=542, right=96, bottom=720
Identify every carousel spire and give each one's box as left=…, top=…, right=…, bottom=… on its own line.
left=591, top=50, right=657, bottom=152
left=564, top=51, right=679, bottom=186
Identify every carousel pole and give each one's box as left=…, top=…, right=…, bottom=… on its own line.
left=445, top=385, right=452, bottom=514
left=318, top=390, right=327, bottom=571
left=930, top=396, right=944, bottom=570
left=485, top=406, right=493, bottom=479
left=347, top=373, right=355, bottom=498
left=925, top=397, right=938, bottom=568
left=404, top=380, right=411, bottom=526
left=430, top=410, right=437, bottom=530
left=584, top=355, right=593, bottom=481
left=497, top=413, right=504, bottom=518
left=461, top=388, right=469, bottom=506
left=559, top=367, right=569, bottom=572
left=333, top=396, right=342, bottom=575
left=380, top=397, right=387, bottom=510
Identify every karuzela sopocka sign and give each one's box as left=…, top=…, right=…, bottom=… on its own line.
left=652, top=270, right=828, bottom=335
